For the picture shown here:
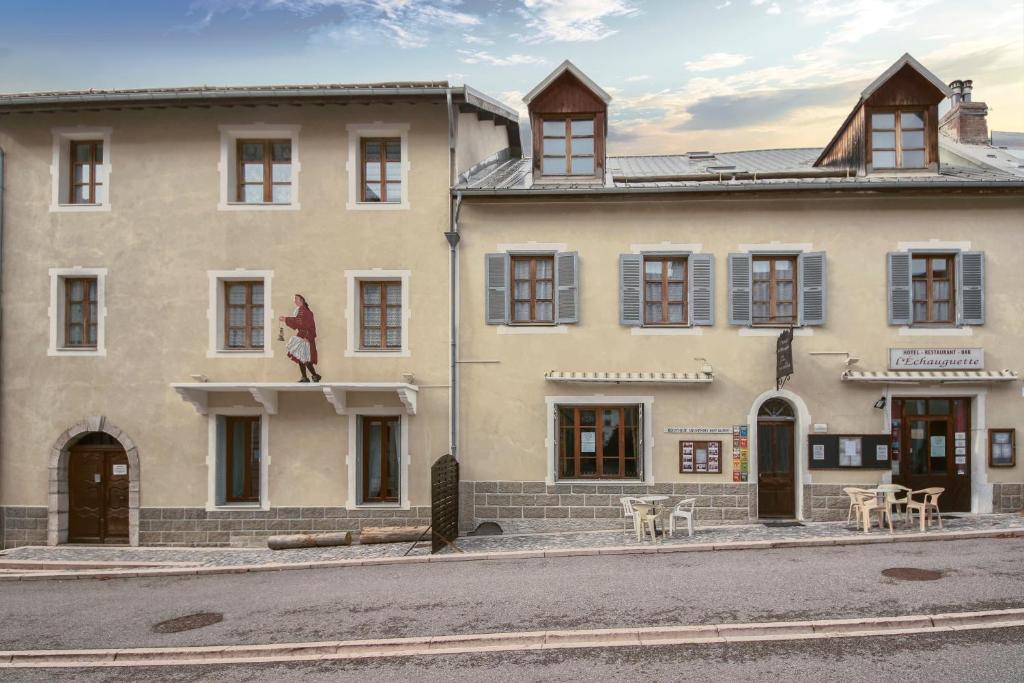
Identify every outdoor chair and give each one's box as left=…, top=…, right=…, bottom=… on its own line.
left=667, top=498, right=697, bottom=538
left=854, top=491, right=892, bottom=533
left=620, top=496, right=645, bottom=540
left=632, top=502, right=658, bottom=543
left=884, top=484, right=913, bottom=524
left=843, top=487, right=875, bottom=525
left=906, top=488, right=944, bottom=531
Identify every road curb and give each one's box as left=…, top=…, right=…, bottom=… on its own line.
left=1, top=527, right=1021, bottom=581
left=2, top=608, right=1023, bottom=668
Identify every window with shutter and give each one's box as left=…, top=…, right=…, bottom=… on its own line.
left=619, top=254, right=643, bottom=326
left=484, top=253, right=509, bottom=325
left=798, top=252, right=826, bottom=326
left=555, top=252, right=579, bottom=324
left=642, top=256, right=687, bottom=325
left=727, top=253, right=753, bottom=326
left=887, top=252, right=913, bottom=325
left=689, top=254, right=715, bottom=326
left=957, top=251, right=985, bottom=325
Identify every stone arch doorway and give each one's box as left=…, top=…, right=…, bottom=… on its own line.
left=756, top=398, right=797, bottom=518
left=49, top=416, right=140, bottom=546
left=747, top=389, right=812, bottom=521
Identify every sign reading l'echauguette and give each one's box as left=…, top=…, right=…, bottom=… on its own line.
left=889, top=347, right=984, bottom=370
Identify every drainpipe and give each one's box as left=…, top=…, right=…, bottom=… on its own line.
left=445, top=90, right=460, bottom=460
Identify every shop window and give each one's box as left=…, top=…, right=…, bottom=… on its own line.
left=558, top=405, right=640, bottom=479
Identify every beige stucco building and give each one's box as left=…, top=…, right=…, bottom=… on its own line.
left=0, top=55, right=1021, bottom=548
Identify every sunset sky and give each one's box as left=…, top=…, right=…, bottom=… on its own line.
left=2, top=0, right=1022, bottom=154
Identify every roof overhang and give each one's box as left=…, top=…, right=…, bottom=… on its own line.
left=544, top=371, right=713, bottom=385
left=523, top=60, right=612, bottom=106
left=170, top=382, right=418, bottom=416
left=861, top=53, right=952, bottom=100
left=841, top=370, right=1019, bottom=384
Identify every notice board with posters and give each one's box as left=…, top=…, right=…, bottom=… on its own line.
left=680, top=440, right=722, bottom=473
left=808, top=434, right=892, bottom=469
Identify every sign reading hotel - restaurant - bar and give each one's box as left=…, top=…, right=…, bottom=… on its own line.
left=889, top=348, right=984, bottom=370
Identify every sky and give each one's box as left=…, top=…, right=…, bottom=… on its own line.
left=1, top=0, right=1022, bottom=154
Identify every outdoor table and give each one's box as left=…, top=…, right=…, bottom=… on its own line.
left=863, top=486, right=903, bottom=532
left=636, top=495, right=670, bottom=535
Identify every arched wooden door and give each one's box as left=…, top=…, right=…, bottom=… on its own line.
left=757, top=398, right=796, bottom=518
left=68, top=434, right=129, bottom=544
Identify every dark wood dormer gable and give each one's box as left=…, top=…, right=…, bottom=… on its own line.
left=523, top=60, right=611, bottom=182
left=815, top=54, right=951, bottom=175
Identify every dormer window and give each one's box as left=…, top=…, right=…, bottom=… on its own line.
left=542, top=118, right=595, bottom=176
left=870, top=110, right=926, bottom=169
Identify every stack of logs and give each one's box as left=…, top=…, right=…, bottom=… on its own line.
left=267, top=526, right=428, bottom=550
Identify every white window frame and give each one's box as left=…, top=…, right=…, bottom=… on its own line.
left=345, top=269, right=411, bottom=357
left=206, top=407, right=271, bottom=511
left=48, top=267, right=108, bottom=357
left=896, top=239, right=974, bottom=336
left=50, top=127, right=113, bottom=213
left=545, top=395, right=655, bottom=485
left=346, top=123, right=411, bottom=211
left=218, top=124, right=301, bottom=211
left=207, top=269, right=274, bottom=358
left=346, top=408, right=410, bottom=510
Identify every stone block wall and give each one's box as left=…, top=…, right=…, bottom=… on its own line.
left=1, top=505, right=431, bottom=549
left=802, top=484, right=854, bottom=522
left=992, top=483, right=1022, bottom=513
left=460, top=481, right=756, bottom=534
left=1, top=507, right=48, bottom=548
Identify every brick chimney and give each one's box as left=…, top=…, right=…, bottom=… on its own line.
left=939, top=79, right=989, bottom=144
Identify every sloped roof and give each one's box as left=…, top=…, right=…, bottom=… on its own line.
left=861, top=53, right=951, bottom=100
left=522, top=60, right=612, bottom=105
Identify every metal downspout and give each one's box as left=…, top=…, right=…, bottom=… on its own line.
left=445, top=90, right=460, bottom=460
left=0, top=147, right=6, bottom=548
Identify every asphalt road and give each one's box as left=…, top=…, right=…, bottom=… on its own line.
left=1, top=538, right=1022, bottom=652
left=4, top=627, right=1024, bottom=682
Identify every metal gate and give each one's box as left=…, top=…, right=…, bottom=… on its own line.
left=430, top=454, right=459, bottom=554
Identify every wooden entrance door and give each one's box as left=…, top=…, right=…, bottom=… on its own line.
left=757, top=399, right=796, bottom=518
left=68, top=447, right=129, bottom=543
left=894, top=398, right=971, bottom=512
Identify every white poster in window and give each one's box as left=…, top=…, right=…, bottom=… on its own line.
left=955, top=438, right=966, bottom=448
left=955, top=455, right=966, bottom=465
left=580, top=432, right=596, bottom=453
left=955, top=431, right=967, bottom=440
left=112, top=464, right=128, bottom=476
left=812, top=444, right=826, bottom=461
left=876, top=445, right=889, bottom=461
left=911, top=428, right=925, bottom=440
left=955, top=447, right=966, bottom=455
left=839, top=437, right=862, bottom=467
left=930, top=436, right=946, bottom=458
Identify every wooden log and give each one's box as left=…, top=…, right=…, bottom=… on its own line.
left=358, top=526, right=430, bottom=544
left=267, top=531, right=352, bottom=550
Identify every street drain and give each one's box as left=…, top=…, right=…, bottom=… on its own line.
left=153, top=612, right=224, bottom=634
left=882, top=567, right=943, bottom=581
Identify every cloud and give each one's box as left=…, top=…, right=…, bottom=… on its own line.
left=715, top=1, right=731, bottom=8
left=624, top=74, right=651, bottom=82
left=766, top=2, right=781, bottom=14
left=457, top=50, right=546, bottom=66
left=799, top=0, right=939, bottom=44
left=462, top=32, right=494, bottom=45
left=192, top=0, right=481, bottom=48
left=673, top=80, right=862, bottom=130
left=516, top=0, right=638, bottom=42
left=685, top=52, right=751, bottom=72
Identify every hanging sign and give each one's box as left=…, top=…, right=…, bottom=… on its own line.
left=776, top=328, right=794, bottom=389
left=888, top=348, right=984, bottom=370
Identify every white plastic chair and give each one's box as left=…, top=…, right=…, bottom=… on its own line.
left=667, top=498, right=697, bottom=538
left=620, top=496, right=645, bottom=541
left=632, top=503, right=659, bottom=543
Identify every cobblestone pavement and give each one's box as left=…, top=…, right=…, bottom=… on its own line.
left=1, top=514, right=1021, bottom=569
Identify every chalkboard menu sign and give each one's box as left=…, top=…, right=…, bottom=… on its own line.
left=680, top=440, right=722, bottom=474
left=808, top=434, right=891, bottom=470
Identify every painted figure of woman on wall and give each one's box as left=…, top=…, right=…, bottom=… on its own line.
left=279, top=294, right=321, bottom=383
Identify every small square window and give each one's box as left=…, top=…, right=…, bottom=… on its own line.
left=360, top=280, right=402, bottom=350
left=361, top=138, right=402, bottom=204
left=871, top=110, right=927, bottom=170
left=49, top=268, right=107, bottom=356
left=223, top=281, right=265, bottom=350
left=541, top=117, right=596, bottom=177
left=511, top=255, right=555, bottom=323
left=236, top=140, right=292, bottom=204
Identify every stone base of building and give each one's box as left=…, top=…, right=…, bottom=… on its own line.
left=1, top=506, right=431, bottom=549
left=459, top=481, right=757, bottom=535
left=992, top=483, right=1022, bottom=513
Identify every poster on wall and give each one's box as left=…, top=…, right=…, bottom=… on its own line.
left=581, top=432, right=596, bottom=453
left=680, top=441, right=721, bottom=474
left=839, top=437, right=862, bottom=467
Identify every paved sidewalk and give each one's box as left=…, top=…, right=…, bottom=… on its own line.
left=2, top=514, right=1021, bottom=569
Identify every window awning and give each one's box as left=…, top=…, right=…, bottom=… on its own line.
left=544, top=371, right=713, bottom=385
left=841, top=370, right=1019, bottom=384
left=170, top=382, right=418, bottom=416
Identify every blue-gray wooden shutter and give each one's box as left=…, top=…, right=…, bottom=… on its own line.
left=688, top=253, right=714, bottom=326
left=798, top=251, right=826, bottom=326
left=887, top=252, right=912, bottom=325
left=727, top=253, right=752, bottom=326
left=555, top=251, right=579, bottom=324
left=215, top=416, right=227, bottom=506
left=619, top=254, right=642, bottom=326
left=957, top=251, right=985, bottom=325
left=485, top=253, right=509, bottom=325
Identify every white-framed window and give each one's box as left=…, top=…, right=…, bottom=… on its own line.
left=48, top=267, right=108, bottom=356
left=346, top=409, right=410, bottom=510
left=207, top=270, right=274, bottom=357
left=346, top=123, right=410, bottom=211
left=545, top=395, right=654, bottom=485
left=345, top=269, right=411, bottom=357
left=50, top=127, right=113, bottom=212
left=207, top=408, right=270, bottom=510
left=218, top=124, right=301, bottom=211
